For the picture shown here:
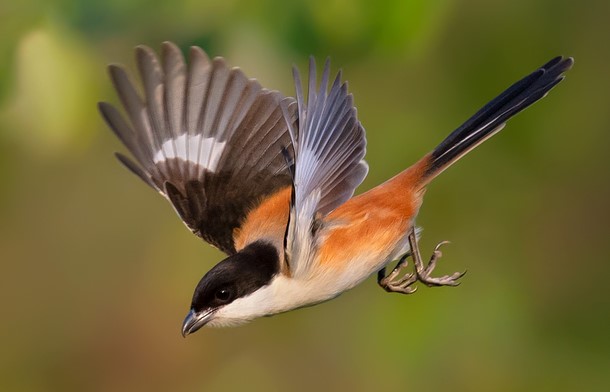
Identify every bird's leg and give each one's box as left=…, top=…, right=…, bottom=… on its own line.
left=377, top=251, right=418, bottom=294
left=407, top=227, right=466, bottom=287
left=377, top=227, right=466, bottom=294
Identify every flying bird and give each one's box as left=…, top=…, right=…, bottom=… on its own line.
left=99, top=42, right=573, bottom=335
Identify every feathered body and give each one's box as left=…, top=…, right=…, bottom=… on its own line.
left=100, top=42, right=573, bottom=332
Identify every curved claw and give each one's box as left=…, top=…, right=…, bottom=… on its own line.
left=432, top=241, right=451, bottom=259
left=377, top=252, right=419, bottom=295
left=435, top=240, right=451, bottom=251
left=381, top=282, right=418, bottom=294
left=416, top=240, right=467, bottom=287
left=402, top=285, right=417, bottom=294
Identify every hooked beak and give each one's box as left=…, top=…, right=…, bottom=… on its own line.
left=181, top=308, right=215, bottom=337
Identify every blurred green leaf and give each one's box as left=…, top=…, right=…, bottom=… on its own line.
left=1, top=21, right=101, bottom=155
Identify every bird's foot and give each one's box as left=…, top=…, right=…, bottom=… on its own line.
left=377, top=252, right=418, bottom=294
left=377, top=229, right=466, bottom=295
left=413, top=241, right=466, bottom=287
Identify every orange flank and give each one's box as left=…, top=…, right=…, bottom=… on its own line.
left=235, top=154, right=431, bottom=274
left=318, top=155, right=432, bottom=270
left=234, top=186, right=292, bottom=253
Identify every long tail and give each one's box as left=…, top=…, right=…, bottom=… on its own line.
left=418, top=56, right=573, bottom=187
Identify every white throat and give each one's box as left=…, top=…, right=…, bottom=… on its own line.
left=207, top=273, right=344, bottom=327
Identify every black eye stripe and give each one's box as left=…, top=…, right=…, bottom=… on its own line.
left=191, top=241, right=279, bottom=312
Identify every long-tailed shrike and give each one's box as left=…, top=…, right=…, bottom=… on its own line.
left=99, top=42, right=573, bottom=335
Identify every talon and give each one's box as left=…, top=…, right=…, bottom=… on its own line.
left=378, top=231, right=466, bottom=295
left=433, top=241, right=449, bottom=258
left=402, top=285, right=417, bottom=294
left=389, top=283, right=417, bottom=294
left=435, top=240, right=451, bottom=251
left=377, top=252, right=418, bottom=295
left=408, top=231, right=465, bottom=288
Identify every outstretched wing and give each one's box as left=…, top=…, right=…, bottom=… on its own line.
left=100, top=42, right=297, bottom=255
left=281, top=58, right=368, bottom=277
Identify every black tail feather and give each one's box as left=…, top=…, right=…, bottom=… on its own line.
left=422, top=56, right=573, bottom=182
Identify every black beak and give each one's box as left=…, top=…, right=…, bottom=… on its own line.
left=181, top=308, right=215, bottom=337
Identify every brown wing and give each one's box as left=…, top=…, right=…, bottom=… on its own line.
left=99, top=42, right=297, bottom=254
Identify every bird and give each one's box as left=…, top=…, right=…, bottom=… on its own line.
left=99, top=42, right=573, bottom=335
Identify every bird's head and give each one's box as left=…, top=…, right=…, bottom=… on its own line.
left=181, top=241, right=280, bottom=335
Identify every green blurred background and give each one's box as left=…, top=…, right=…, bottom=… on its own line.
left=1, top=0, right=609, bottom=391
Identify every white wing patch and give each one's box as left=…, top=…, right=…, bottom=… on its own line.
left=153, top=134, right=227, bottom=173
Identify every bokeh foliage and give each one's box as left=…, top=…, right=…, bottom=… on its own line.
left=1, top=0, right=609, bottom=391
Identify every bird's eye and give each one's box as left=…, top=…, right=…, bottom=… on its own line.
left=215, top=288, right=232, bottom=302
